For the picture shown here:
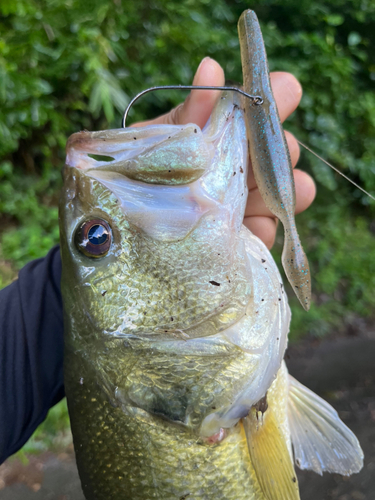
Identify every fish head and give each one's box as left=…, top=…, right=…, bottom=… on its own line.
left=59, top=92, right=251, bottom=343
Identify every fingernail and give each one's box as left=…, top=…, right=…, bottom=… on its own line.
left=193, top=57, right=212, bottom=83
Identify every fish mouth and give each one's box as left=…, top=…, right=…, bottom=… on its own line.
left=66, top=123, right=212, bottom=185
left=64, top=92, right=248, bottom=248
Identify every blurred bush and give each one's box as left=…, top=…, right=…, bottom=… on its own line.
left=0, top=1, right=374, bottom=334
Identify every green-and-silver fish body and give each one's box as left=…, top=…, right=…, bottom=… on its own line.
left=59, top=10, right=363, bottom=500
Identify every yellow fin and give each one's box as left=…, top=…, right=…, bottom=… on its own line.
left=243, top=408, right=300, bottom=500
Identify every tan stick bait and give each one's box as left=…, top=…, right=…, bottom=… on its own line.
left=238, top=10, right=311, bottom=311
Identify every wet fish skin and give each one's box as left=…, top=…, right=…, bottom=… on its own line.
left=238, top=10, right=311, bottom=311
left=60, top=92, right=293, bottom=499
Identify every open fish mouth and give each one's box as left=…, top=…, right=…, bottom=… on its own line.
left=65, top=93, right=247, bottom=242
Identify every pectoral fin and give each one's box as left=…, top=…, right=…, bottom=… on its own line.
left=243, top=407, right=300, bottom=500
left=288, top=375, right=364, bottom=475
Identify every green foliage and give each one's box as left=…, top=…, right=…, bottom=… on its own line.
left=284, top=204, right=375, bottom=340
left=1, top=0, right=375, bottom=456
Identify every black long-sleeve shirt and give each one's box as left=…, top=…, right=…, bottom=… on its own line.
left=0, top=246, right=64, bottom=464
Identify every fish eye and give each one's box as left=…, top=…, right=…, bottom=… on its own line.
left=74, top=218, right=112, bottom=258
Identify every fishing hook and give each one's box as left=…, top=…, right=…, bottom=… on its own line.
left=122, top=85, right=263, bottom=128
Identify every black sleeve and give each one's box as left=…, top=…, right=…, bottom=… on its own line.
left=0, top=246, right=64, bottom=464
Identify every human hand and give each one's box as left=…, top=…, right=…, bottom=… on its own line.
left=132, top=57, right=316, bottom=249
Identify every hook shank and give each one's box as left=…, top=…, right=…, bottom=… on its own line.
left=122, top=85, right=263, bottom=128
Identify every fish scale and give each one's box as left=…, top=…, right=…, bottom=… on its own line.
left=66, top=352, right=265, bottom=500
left=81, top=187, right=250, bottom=338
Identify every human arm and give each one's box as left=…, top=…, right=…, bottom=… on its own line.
left=0, top=246, right=64, bottom=463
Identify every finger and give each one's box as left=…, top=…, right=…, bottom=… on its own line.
left=285, top=130, right=300, bottom=167
left=175, top=57, right=225, bottom=126
left=245, top=169, right=316, bottom=218
left=270, top=72, right=302, bottom=123
left=131, top=57, right=225, bottom=129
left=294, top=169, right=316, bottom=214
left=244, top=216, right=277, bottom=249
left=247, top=130, right=300, bottom=191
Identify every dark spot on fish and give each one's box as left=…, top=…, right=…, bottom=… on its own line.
left=168, top=170, right=171, bottom=172
left=256, top=310, right=259, bottom=314
left=88, top=154, right=115, bottom=162
left=171, top=317, right=174, bottom=321
left=261, top=298, right=264, bottom=301
left=212, top=406, right=216, bottom=410
left=150, top=387, right=188, bottom=422
left=292, top=477, right=297, bottom=483
left=180, top=494, right=191, bottom=500
left=101, top=290, right=107, bottom=296
left=133, top=137, right=137, bottom=140
left=194, top=128, right=197, bottom=133
left=209, top=281, right=220, bottom=286
left=168, top=136, right=171, bottom=139
left=254, top=394, right=268, bottom=415
left=240, top=166, right=244, bottom=173
left=233, top=171, right=236, bottom=176
left=278, top=298, right=281, bottom=301
left=261, top=259, right=266, bottom=263
left=295, top=286, right=299, bottom=289
left=277, top=337, right=279, bottom=340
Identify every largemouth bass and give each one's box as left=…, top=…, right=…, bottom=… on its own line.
left=59, top=10, right=363, bottom=500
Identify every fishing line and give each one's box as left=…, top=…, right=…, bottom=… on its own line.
left=297, top=140, right=375, bottom=202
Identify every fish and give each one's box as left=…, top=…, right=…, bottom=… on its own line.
left=59, top=9, right=363, bottom=500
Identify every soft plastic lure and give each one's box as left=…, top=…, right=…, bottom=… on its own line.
left=238, top=10, right=311, bottom=311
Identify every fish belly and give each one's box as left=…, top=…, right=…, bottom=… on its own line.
left=65, top=351, right=265, bottom=500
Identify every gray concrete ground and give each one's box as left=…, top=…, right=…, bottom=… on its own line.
left=1, top=325, right=374, bottom=500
